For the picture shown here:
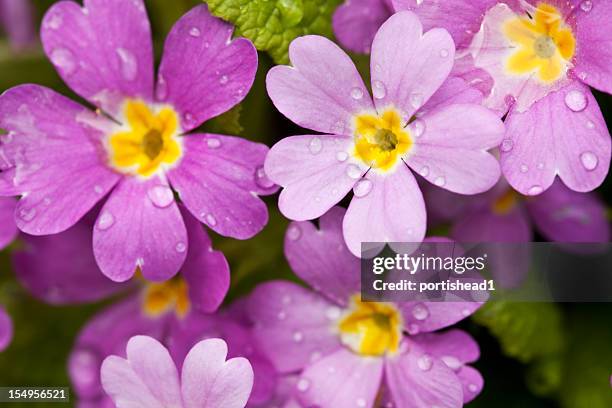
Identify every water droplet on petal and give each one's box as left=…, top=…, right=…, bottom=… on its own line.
left=346, top=164, right=362, bottom=179
left=147, top=185, right=174, bottom=208
left=577, top=71, right=588, bottom=81
left=50, top=48, right=77, bottom=75
left=293, top=331, right=303, bottom=342
left=175, top=242, right=186, bottom=253
left=442, top=355, right=462, bottom=370
left=206, top=137, right=221, bottom=148
left=336, top=151, right=349, bottom=162
left=500, top=139, right=514, bottom=152
left=116, top=47, right=138, bottom=81
left=287, top=224, right=302, bottom=241
left=468, top=383, right=479, bottom=392
left=580, top=0, right=593, bottom=12
left=504, top=94, right=517, bottom=107
left=97, top=211, right=115, bottom=230
left=412, top=119, right=426, bottom=138
left=277, top=311, right=286, bottom=320
left=537, top=162, right=545, bottom=170
left=419, top=166, right=430, bottom=177
left=46, top=13, right=63, bottom=29
left=417, top=354, right=433, bottom=371
left=434, top=176, right=446, bottom=187
left=356, top=398, right=367, bottom=407
left=93, top=185, right=103, bottom=194
left=326, top=306, right=341, bottom=320
left=156, top=74, right=168, bottom=101
left=586, top=120, right=595, bottom=129
left=461, top=308, right=471, bottom=317
left=18, top=207, right=37, bottom=222
left=527, top=185, right=543, bottom=196
left=254, top=166, right=275, bottom=189
left=580, top=151, right=598, bottom=171
left=297, top=378, right=310, bottom=392
left=189, top=27, right=201, bottom=37
left=308, top=137, right=323, bottom=154
left=410, top=92, right=423, bottom=109
left=219, top=75, right=229, bottom=85
left=408, top=323, right=420, bottom=334
left=372, top=80, right=387, bottom=99
left=412, top=303, right=430, bottom=320
left=564, top=90, right=588, bottom=112
left=439, top=49, right=449, bottom=58
left=205, top=213, right=217, bottom=226
left=351, top=87, right=364, bottom=100
left=520, top=164, right=529, bottom=173
left=353, top=179, right=373, bottom=198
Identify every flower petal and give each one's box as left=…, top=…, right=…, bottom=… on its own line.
left=412, top=329, right=480, bottom=365
left=267, top=35, right=374, bottom=135
left=41, top=0, right=154, bottom=116
left=13, top=216, right=125, bottom=304
left=400, top=301, right=482, bottom=334
left=0, top=305, right=12, bottom=352
left=181, top=338, right=254, bottom=408
left=93, top=176, right=187, bottom=282
left=370, top=11, right=455, bottom=119
left=284, top=207, right=360, bottom=306
left=295, top=348, right=384, bottom=408
left=248, top=281, right=341, bottom=373
left=501, top=82, right=611, bottom=195
left=574, top=1, right=612, bottom=94
left=405, top=103, right=503, bottom=194
left=0, top=198, right=17, bottom=249
left=180, top=207, right=230, bottom=313
left=457, top=365, right=484, bottom=403
left=157, top=5, right=257, bottom=132
left=0, top=0, right=36, bottom=49
left=168, top=134, right=269, bottom=239
left=0, top=84, right=120, bottom=235
left=265, top=134, right=358, bottom=221
left=343, top=168, right=426, bottom=257
left=333, top=0, right=392, bottom=54
left=526, top=180, right=610, bottom=242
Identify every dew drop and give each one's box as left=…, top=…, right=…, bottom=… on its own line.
left=408, top=323, right=420, bottom=334
left=116, top=47, right=138, bottom=81
left=147, top=185, right=174, bottom=208
left=419, top=166, right=430, bottom=177
left=189, top=27, right=201, bottom=37
left=439, top=49, right=449, bottom=58
left=183, top=112, right=195, bottom=127
left=156, top=75, right=168, bottom=101
left=254, top=166, right=276, bottom=189
left=580, top=151, right=598, bottom=171
left=336, top=151, right=349, bottom=162
left=43, top=197, right=52, bottom=205
left=93, top=185, right=103, bottom=194
left=330, top=120, right=345, bottom=135
left=293, top=331, right=304, bottom=342
left=586, top=120, right=595, bottom=129
left=219, top=75, right=229, bottom=85
left=97, top=211, right=115, bottom=230
left=308, top=137, right=323, bottom=154
left=175, top=242, right=186, bottom=253
left=346, top=164, right=362, bottom=179
left=206, top=137, right=221, bottom=148
left=351, top=87, right=364, bottom=100
left=353, top=179, right=373, bottom=198
left=520, top=164, right=529, bottom=173
left=326, top=306, right=341, bottom=320
left=18, top=207, right=37, bottom=222
left=205, top=213, right=217, bottom=226
left=500, top=139, right=514, bottom=152
left=277, top=311, right=286, bottom=320
left=410, top=92, right=424, bottom=109
left=287, top=224, right=302, bottom=241
left=442, top=355, right=462, bottom=370
left=297, top=378, right=310, bottom=392
left=537, top=162, right=545, bottom=170
left=564, top=90, right=588, bottom=112
left=372, top=80, right=387, bottom=99
left=527, top=185, right=543, bottom=196
left=461, top=308, right=471, bottom=317
left=412, top=119, right=425, bottom=138
left=580, top=0, right=593, bottom=12
left=356, top=398, right=367, bottom=407
left=504, top=94, right=517, bottom=107
left=282, top=295, right=292, bottom=305
left=46, top=13, right=63, bottom=29
left=50, top=48, right=76, bottom=75
left=412, top=303, right=430, bottom=320
left=433, top=176, right=446, bottom=187
left=417, top=354, right=433, bottom=371
left=468, top=383, right=479, bottom=392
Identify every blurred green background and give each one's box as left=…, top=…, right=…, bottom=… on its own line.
left=0, top=1, right=611, bottom=407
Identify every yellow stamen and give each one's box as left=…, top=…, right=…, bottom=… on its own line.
left=492, top=189, right=519, bottom=215
left=108, top=99, right=182, bottom=177
left=338, top=295, right=403, bottom=356
left=353, top=108, right=412, bottom=172
left=503, top=3, right=575, bottom=83
left=143, top=277, right=190, bottom=318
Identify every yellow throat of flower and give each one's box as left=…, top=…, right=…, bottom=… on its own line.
left=108, top=99, right=183, bottom=178
left=353, top=109, right=412, bottom=172
left=338, top=295, right=403, bottom=356
left=504, top=3, right=576, bottom=83
left=492, top=189, right=519, bottom=215
left=143, top=277, right=190, bottom=318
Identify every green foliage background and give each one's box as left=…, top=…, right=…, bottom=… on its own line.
left=0, top=1, right=611, bottom=407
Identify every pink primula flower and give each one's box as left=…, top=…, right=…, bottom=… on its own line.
left=101, top=335, right=254, bottom=408
left=265, top=11, right=504, bottom=256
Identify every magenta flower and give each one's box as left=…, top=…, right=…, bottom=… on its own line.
left=101, top=335, right=254, bottom=408
left=0, top=197, right=17, bottom=250
left=0, top=305, right=11, bottom=352
left=0, top=1, right=275, bottom=282
left=265, top=11, right=504, bottom=255
left=0, top=0, right=36, bottom=50
left=469, top=0, right=612, bottom=194
left=249, top=207, right=484, bottom=407
left=333, top=0, right=496, bottom=54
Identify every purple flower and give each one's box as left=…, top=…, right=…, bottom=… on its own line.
left=0, top=0, right=36, bottom=50
left=0, top=305, right=12, bottom=352
left=0, top=1, right=275, bottom=282
left=101, top=335, right=254, bottom=408
left=333, top=0, right=496, bottom=54
left=469, top=0, right=612, bottom=194
left=265, top=11, right=504, bottom=256
left=248, top=207, right=484, bottom=407
left=0, top=197, right=17, bottom=250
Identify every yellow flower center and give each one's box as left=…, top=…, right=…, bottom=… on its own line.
left=492, top=189, right=519, bottom=215
left=504, top=3, right=576, bottom=83
left=338, top=295, right=403, bottom=356
left=143, top=277, right=190, bottom=318
left=108, top=99, right=183, bottom=178
left=353, top=109, right=412, bottom=172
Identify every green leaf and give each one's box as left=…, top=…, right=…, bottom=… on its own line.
left=204, top=0, right=342, bottom=64
left=473, top=301, right=565, bottom=363
left=201, top=104, right=243, bottom=136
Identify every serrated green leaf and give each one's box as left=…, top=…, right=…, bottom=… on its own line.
left=204, top=0, right=342, bottom=64
left=473, top=301, right=565, bottom=363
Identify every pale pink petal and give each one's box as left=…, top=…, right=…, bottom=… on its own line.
left=266, top=35, right=374, bottom=135
left=0, top=197, right=17, bottom=249
left=370, top=11, right=455, bottom=119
